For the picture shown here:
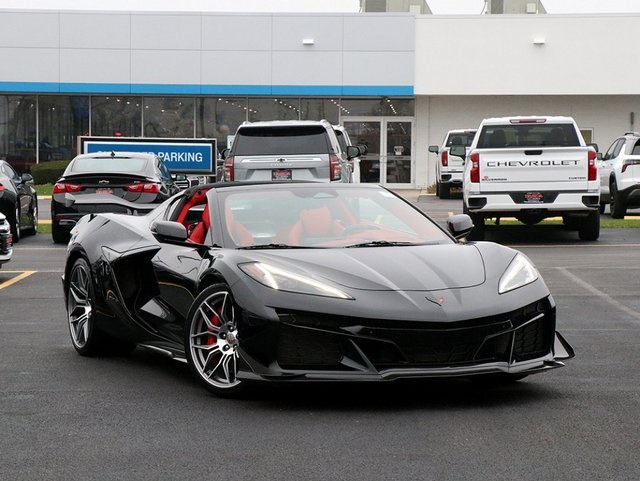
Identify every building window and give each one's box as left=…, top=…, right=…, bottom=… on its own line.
left=38, top=95, right=89, bottom=162
left=143, top=97, right=195, bottom=138
left=91, top=96, right=142, bottom=137
left=248, top=98, right=299, bottom=122
left=0, top=95, right=37, bottom=172
left=197, top=97, right=248, bottom=152
left=338, top=98, right=415, bottom=117
left=300, top=98, right=339, bottom=123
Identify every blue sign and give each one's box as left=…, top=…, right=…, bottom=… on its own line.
left=81, top=138, right=215, bottom=174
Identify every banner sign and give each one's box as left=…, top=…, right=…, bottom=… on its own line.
left=79, top=136, right=216, bottom=174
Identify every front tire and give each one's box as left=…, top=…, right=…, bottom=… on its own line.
left=463, top=204, right=485, bottom=241
left=185, top=284, right=245, bottom=396
left=439, top=183, right=451, bottom=199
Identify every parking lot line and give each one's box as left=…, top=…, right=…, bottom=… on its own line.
left=0, top=270, right=36, bottom=290
left=555, top=266, right=640, bottom=324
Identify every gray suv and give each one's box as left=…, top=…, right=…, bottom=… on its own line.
left=222, top=120, right=359, bottom=182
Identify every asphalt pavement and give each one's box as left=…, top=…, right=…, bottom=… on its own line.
left=2, top=193, right=640, bottom=481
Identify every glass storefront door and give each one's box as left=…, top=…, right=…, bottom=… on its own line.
left=342, top=117, right=413, bottom=186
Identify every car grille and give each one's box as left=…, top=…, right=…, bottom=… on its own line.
left=275, top=299, right=554, bottom=371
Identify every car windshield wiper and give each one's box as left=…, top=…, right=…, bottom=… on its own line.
left=345, top=240, right=418, bottom=248
left=237, top=243, right=318, bottom=250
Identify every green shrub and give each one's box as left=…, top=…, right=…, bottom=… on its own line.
left=30, top=160, right=70, bottom=184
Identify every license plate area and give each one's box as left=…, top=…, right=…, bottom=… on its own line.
left=272, top=169, right=292, bottom=181
left=524, top=192, right=544, bottom=203
left=96, top=188, right=113, bottom=194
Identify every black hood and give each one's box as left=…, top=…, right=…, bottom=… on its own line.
left=251, top=243, right=487, bottom=291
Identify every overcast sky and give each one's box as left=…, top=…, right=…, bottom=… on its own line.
left=1, top=0, right=640, bottom=14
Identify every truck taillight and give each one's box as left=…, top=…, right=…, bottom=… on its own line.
left=441, top=150, right=448, bottom=167
left=587, top=149, right=598, bottom=180
left=330, top=154, right=341, bottom=181
left=469, top=152, right=480, bottom=183
left=224, top=157, right=234, bottom=181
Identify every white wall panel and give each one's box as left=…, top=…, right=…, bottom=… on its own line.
left=60, top=12, right=130, bottom=49
left=0, top=12, right=58, bottom=48
left=201, top=51, right=271, bottom=86
left=343, top=51, right=414, bottom=86
left=60, top=49, right=131, bottom=84
left=271, top=15, right=343, bottom=51
left=201, top=15, right=271, bottom=51
left=344, top=14, right=414, bottom=51
left=415, top=14, right=640, bottom=95
left=131, top=14, right=201, bottom=50
left=272, top=52, right=343, bottom=85
left=0, top=48, right=59, bottom=82
left=131, top=50, right=200, bottom=84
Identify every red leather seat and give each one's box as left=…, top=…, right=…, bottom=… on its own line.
left=187, top=204, right=210, bottom=244
left=288, top=206, right=343, bottom=245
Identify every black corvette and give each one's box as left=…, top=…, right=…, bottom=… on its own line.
left=63, top=181, right=574, bottom=396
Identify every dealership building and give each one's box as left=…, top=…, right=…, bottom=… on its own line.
left=1, top=3, right=638, bottom=188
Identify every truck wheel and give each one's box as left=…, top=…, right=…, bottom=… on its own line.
left=610, top=181, right=626, bottom=219
left=440, top=183, right=451, bottom=199
left=435, top=182, right=441, bottom=198
left=463, top=205, right=485, bottom=241
left=578, top=212, right=600, bottom=241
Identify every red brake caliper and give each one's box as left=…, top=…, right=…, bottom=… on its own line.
left=206, top=307, right=222, bottom=346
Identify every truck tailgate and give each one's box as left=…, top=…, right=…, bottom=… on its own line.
left=478, top=147, right=589, bottom=191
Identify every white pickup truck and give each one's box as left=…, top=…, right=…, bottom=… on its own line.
left=458, top=116, right=600, bottom=241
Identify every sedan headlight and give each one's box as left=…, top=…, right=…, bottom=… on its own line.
left=239, top=262, right=354, bottom=299
left=498, top=253, right=539, bottom=294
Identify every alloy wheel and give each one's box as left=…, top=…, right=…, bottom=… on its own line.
left=67, top=261, right=93, bottom=350
left=188, top=288, right=241, bottom=391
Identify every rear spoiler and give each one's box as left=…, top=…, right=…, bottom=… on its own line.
left=63, top=193, right=158, bottom=215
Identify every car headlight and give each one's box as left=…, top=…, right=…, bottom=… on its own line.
left=238, top=262, right=354, bottom=299
left=498, top=253, right=539, bottom=294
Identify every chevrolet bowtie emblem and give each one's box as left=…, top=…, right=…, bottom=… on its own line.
left=425, top=294, right=445, bottom=306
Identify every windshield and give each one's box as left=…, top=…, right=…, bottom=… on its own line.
left=232, top=126, right=331, bottom=156
left=476, top=123, right=580, bottom=148
left=446, top=131, right=476, bottom=147
left=219, top=186, right=451, bottom=248
left=70, top=156, right=149, bottom=173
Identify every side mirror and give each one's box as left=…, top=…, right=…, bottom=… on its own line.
left=151, top=220, right=188, bottom=242
left=428, top=145, right=439, bottom=154
left=21, top=173, right=34, bottom=184
left=357, top=144, right=368, bottom=155
left=449, top=145, right=466, bottom=160
left=346, top=145, right=360, bottom=160
left=597, top=152, right=603, bottom=160
left=221, top=148, right=230, bottom=160
left=447, top=214, right=474, bottom=240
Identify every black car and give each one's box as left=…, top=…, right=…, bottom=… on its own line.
left=0, top=159, right=38, bottom=243
left=63, top=181, right=574, bottom=396
left=51, top=151, right=180, bottom=243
